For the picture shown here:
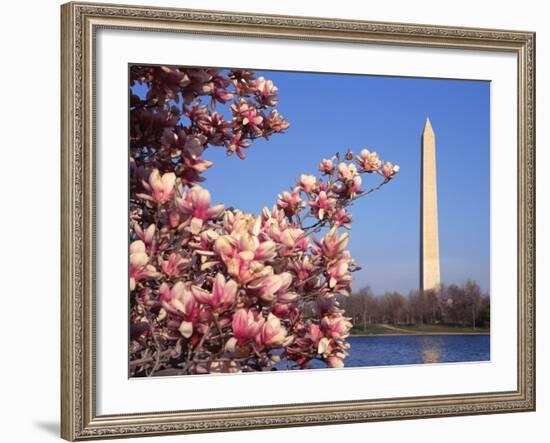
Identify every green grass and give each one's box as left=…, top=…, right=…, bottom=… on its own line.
left=349, top=323, right=490, bottom=335
left=350, top=324, right=392, bottom=335
left=397, top=324, right=490, bottom=333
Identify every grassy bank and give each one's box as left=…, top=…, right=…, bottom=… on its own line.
left=350, top=323, right=490, bottom=336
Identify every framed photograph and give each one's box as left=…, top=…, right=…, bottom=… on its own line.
left=61, top=1, right=536, bottom=440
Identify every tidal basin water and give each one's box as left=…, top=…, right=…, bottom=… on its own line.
left=344, top=335, right=490, bottom=367
left=290, top=335, right=490, bottom=370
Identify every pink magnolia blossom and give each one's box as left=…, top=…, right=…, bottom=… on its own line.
left=213, top=235, right=259, bottom=283
left=290, top=255, right=316, bottom=281
left=254, top=76, right=279, bottom=107
left=308, top=323, right=323, bottom=346
left=214, top=232, right=277, bottom=284
left=192, top=273, right=237, bottom=311
left=227, top=131, right=251, bottom=159
left=314, top=227, right=349, bottom=259
left=318, top=158, right=335, bottom=175
left=129, top=240, right=158, bottom=290
left=198, top=112, right=230, bottom=146
left=277, top=187, right=304, bottom=218
left=381, top=161, right=400, bottom=179
left=263, top=110, right=289, bottom=134
left=231, top=98, right=263, bottom=136
left=159, top=281, right=199, bottom=338
left=159, top=252, right=188, bottom=278
left=249, top=273, right=284, bottom=302
left=160, top=282, right=196, bottom=316
left=211, top=78, right=234, bottom=104
left=333, top=208, right=352, bottom=229
left=259, top=313, right=287, bottom=348
left=139, top=169, right=176, bottom=204
left=309, top=190, right=337, bottom=220
left=355, top=149, right=382, bottom=172
left=299, top=174, right=317, bottom=193
left=133, top=223, right=156, bottom=247
left=249, top=271, right=292, bottom=302
left=337, top=162, right=358, bottom=181
left=177, top=186, right=224, bottom=233
left=327, top=260, right=351, bottom=289
left=279, top=228, right=309, bottom=255
left=232, top=308, right=265, bottom=345
left=322, top=315, right=352, bottom=340
left=348, top=175, right=362, bottom=196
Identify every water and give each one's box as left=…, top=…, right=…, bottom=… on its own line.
left=280, top=335, right=490, bottom=370
left=343, top=335, right=490, bottom=367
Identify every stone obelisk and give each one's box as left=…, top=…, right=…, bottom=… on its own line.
left=420, top=118, right=441, bottom=293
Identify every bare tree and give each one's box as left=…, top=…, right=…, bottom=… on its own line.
left=347, top=280, right=489, bottom=331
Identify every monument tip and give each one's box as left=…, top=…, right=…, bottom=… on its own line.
left=423, top=117, right=434, bottom=135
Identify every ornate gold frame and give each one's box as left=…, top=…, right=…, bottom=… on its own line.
left=61, top=1, right=536, bottom=440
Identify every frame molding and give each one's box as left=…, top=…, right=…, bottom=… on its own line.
left=61, top=1, right=535, bottom=440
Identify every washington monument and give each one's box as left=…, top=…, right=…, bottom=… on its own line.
left=420, top=118, right=441, bottom=293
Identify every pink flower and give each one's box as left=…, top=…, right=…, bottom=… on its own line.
left=322, top=315, right=352, bottom=340
left=212, top=79, right=234, bottom=104
left=182, top=156, right=213, bottom=173
left=254, top=76, right=279, bottom=107
left=159, top=252, right=188, bottom=278
left=133, top=223, right=156, bottom=247
left=355, top=149, right=382, bottom=172
left=184, top=101, right=210, bottom=123
left=129, top=240, right=158, bottom=291
left=139, top=169, right=176, bottom=204
left=255, top=240, right=277, bottom=261
left=263, top=110, right=289, bottom=134
left=299, top=174, right=317, bottom=193
left=213, top=234, right=236, bottom=258
left=308, top=323, right=323, bottom=346
left=232, top=309, right=265, bottom=345
left=159, top=281, right=199, bottom=338
left=231, top=98, right=263, bottom=135
left=337, top=162, right=358, bottom=181
left=327, top=260, right=352, bottom=289
left=309, top=190, right=336, bottom=220
left=314, top=227, right=349, bottom=259
left=290, top=255, right=315, bottom=281
left=333, top=208, right=352, bottom=229
left=177, top=186, right=224, bottom=233
left=160, top=282, right=196, bottom=315
left=192, top=273, right=237, bottom=311
left=318, top=158, right=335, bottom=175
left=381, top=161, right=400, bottom=179
left=199, top=112, right=230, bottom=146
left=161, top=128, right=208, bottom=159
left=213, top=230, right=277, bottom=284
left=349, top=175, right=362, bottom=195
left=278, top=228, right=309, bottom=255
left=276, top=187, right=304, bottom=217
left=259, top=313, right=287, bottom=347
left=249, top=272, right=290, bottom=302
left=227, top=131, right=251, bottom=159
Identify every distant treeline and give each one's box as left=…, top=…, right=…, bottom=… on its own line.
left=339, top=281, right=490, bottom=330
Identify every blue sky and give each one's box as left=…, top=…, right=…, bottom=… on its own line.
left=133, top=69, right=490, bottom=295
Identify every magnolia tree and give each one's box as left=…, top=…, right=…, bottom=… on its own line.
left=129, top=65, right=399, bottom=376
